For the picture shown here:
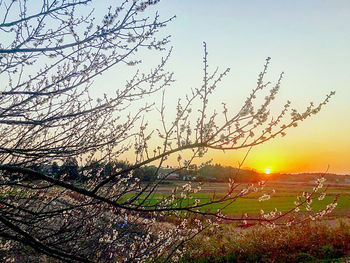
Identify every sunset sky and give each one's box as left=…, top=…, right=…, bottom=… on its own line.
left=97, top=1, right=350, bottom=174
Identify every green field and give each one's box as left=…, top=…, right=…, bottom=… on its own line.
left=133, top=181, right=350, bottom=217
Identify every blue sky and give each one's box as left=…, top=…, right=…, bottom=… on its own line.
left=95, top=1, right=350, bottom=173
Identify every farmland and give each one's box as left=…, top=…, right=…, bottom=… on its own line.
left=155, top=179, right=350, bottom=262
left=148, top=179, right=350, bottom=218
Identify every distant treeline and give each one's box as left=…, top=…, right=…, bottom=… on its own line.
left=18, top=159, right=349, bottom=183
left=17, top=159, right=264, bottom=183
left=24, top=158, right=160, bottom=183
left=195, top=164, right=264, bottom=183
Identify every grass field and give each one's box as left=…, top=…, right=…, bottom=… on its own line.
left=160, top=180, right=350, bottom=262
left=138, top=180, right=350, bottom=218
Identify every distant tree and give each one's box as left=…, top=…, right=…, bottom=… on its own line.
left=52, top=161, right=60, bottom=180
left=100, top=161, right=130, bottom=180
left=0, top=1, right=336, bottom=262
left=60, top=157, right=79, bottom=181
left=136, top=165, right=158, bottom=181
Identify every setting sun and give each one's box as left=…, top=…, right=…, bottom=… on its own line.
left=264, top=167, right=272, bottom=175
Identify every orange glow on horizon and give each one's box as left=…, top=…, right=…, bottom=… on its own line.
left=203, top=124, right=350, bottom=175
left=123, top=121, right=350, bottom=174
left=264, top=167, right=272, bottom=174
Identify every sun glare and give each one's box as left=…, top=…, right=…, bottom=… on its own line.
left=264, top=167, right=272, bottom=175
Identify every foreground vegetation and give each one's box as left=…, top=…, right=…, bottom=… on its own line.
left=180, top=219, right=350, bottom=263
left=2, top=180, right=349, bottom=262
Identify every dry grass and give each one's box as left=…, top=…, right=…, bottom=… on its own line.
left=182, top=219, right=350, bottom=262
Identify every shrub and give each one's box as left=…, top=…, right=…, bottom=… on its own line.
left=294, top=253, right=316, bottom=262
left=321, top=244, right=342, bottom=260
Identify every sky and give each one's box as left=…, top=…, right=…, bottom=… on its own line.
left=96, top=1, right=350, bottom=174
